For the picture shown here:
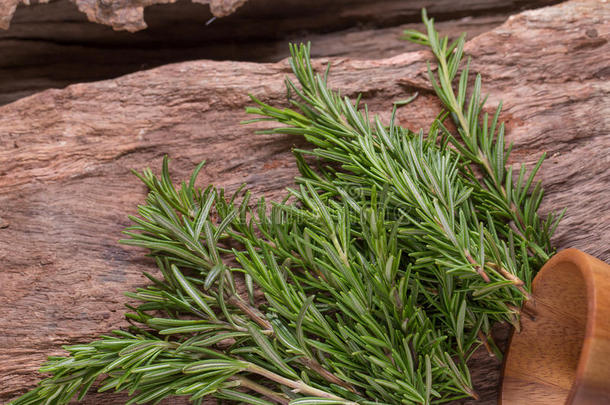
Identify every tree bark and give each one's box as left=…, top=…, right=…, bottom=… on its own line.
left=1, top=0, right=560, bottom=32
left=0, top=0, right=560, bottom=106
left=0, top=0, right=608, bottom=403
left=0, top=0, right=249, bottom=31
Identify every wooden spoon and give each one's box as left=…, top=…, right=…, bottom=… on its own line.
left=501, top=248, right=610, bottom=404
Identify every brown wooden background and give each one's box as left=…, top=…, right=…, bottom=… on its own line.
left=0, top=0, right=608, bottom=403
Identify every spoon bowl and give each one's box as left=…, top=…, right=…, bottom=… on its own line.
left=501, top=248, right=610, bottom=404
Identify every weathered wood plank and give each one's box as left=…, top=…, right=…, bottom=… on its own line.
left=0, top=0, right=560, bottom=105
left=0, top=0, right=608, bottom=403
left=1, top=0, right=560, bottom=32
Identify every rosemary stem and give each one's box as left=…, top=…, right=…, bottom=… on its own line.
left=298, top=357, right=358, bottom=394
left=477, top=330, right=495, bottom=357
left=234, top=376, right=290, bottom=405
left=464, top=250, right=490, bottom=282
left=228, top=291, right=357, bottom=393
left=245, top=363, right=356, bottom=403
left=224, top=265, right=356, bottom=393
left=227, top=294, right=273, bottom=332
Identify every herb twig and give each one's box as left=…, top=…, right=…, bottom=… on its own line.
left=12, top=11, right=562, bottom=405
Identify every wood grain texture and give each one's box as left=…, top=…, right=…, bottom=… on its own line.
left=0, top=0, right=249, bottom=31
left=0, top=0, right=559, bottom=32
left=0, top=0, right=560, bottom=106
left=0, top=0, right=608, bottom=403
left=501, top=249, right=610, bottom=404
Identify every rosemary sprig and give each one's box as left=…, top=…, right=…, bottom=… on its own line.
left=12, top=11, right=562, bottom=405
left=402, top=10, right=564, bottom=264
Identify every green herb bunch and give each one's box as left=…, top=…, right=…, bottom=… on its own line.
left=12, top=11, right=563, bottom=405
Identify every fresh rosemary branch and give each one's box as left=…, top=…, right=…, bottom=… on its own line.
left=12, top=11, right=562, bottom=405
left=402, top=10, right=564, bottom=264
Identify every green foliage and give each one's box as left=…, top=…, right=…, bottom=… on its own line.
left=12, top=10, right=562, bottom=405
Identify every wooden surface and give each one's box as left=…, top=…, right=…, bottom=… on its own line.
left=0, top=0, right=609, bottom=403
left=501, top=249, right=610, bottom=404
left=0, top=0, right=249, bottom=31
left=0, top=0, right=559, bottom=32
left=0, top=0, right=560, bottom=105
